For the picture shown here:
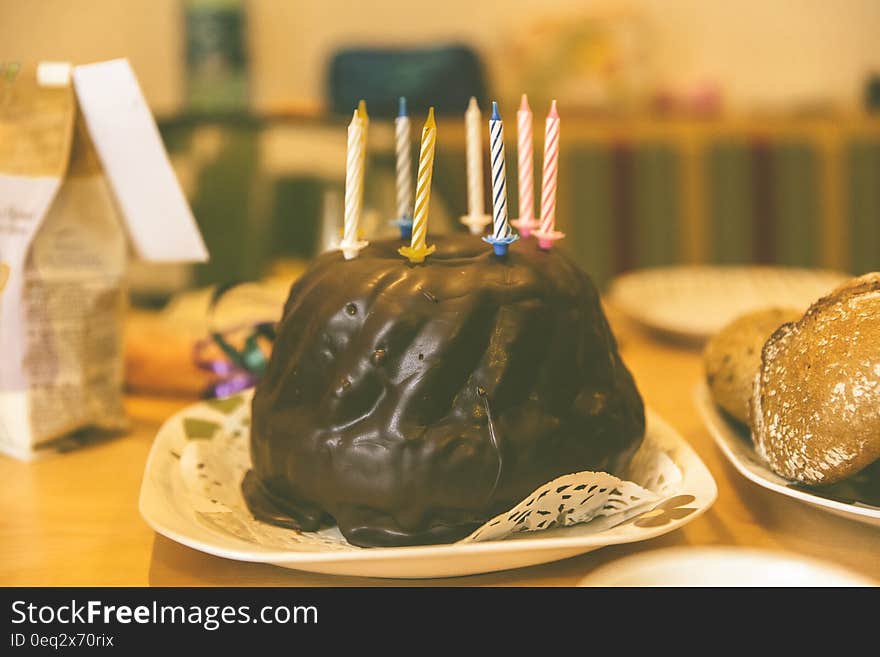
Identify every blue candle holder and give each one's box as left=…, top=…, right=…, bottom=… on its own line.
left=483, top=233, right=519, bottom=257
left=391, top=217, right=414, bottom=241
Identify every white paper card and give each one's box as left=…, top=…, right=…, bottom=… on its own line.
left=72, top=59, right=208, bottom=263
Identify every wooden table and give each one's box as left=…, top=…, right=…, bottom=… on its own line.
left=2, top=320, right=879, bottom=586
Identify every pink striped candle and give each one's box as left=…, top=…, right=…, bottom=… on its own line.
left=534, top=100, right=565, bottom=250
left=511, top=94, right=539, bottom=237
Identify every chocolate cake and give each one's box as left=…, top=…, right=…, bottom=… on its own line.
left=245, top=234, right=645, bottom=547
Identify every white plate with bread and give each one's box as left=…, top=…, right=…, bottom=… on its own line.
left=695, top=381, right=880, bottom=527
left=695, top=273, right=880, bottom=527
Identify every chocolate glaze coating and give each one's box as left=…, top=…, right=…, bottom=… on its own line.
left=246, top=234, right=645, bottom=547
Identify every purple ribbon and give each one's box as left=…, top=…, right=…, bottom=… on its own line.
left=192, top=281, right=278, bottom=398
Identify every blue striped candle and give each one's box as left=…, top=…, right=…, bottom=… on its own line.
left=483, top=101, right=519, bottom=256
left=391, top=96, right=414, bottom=240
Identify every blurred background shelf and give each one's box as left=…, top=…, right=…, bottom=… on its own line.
left=156, top=112, right=880, bottom=289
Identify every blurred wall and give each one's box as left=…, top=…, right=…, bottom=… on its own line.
left=0, top=0, right=184, bottom=115
left=1, top=0, right=879, bottom=114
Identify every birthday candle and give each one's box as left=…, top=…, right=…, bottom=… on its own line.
left=459, top=98, right=492, bottom=235
left=357, top=99, right=369, bottom=223
left=340, top=110, right=368, bottom=259
left=394, top=97, right=413, bottom=221
left=483, top=101, right=518, bottom=257
left=535, top=100, right=565, bottom=250
left=399, top=107, right=438, bottom=264
left=465, top=97, right=484, bottom=218
left=511, top=94, right=539, bottom=237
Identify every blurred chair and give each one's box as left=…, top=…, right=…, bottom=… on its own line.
left=326, top=45, right=487, bottom=118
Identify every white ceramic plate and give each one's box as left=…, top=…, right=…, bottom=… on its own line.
left=694, top=382, right=880, bottom=528
left=579, top=546, right=875, bottom=586
left=139, top=398, right=717, bottom=579
left=607, top=266, right=847, bottom=342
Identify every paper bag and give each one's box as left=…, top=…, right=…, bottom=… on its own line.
left=0, top=60, right=207, bottom=459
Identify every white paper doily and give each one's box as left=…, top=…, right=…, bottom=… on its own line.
left=175, top=391, right=682, bottom=549
left=139, top=391, right=717, bottom=577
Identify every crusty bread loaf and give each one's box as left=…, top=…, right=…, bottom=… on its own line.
left=704, top=308, right=800, bottom=426
left=751, top=273, right=880, bottom=485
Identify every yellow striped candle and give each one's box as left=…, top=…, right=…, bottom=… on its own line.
left=399, top=107, right=438, bottom=264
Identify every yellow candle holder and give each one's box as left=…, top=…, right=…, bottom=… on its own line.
left=398, top=243, right=437, bottom=265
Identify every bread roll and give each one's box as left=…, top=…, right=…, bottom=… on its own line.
left=751, top=273, right=880, bottom=485
left=704, top=308, right=800, bottom=426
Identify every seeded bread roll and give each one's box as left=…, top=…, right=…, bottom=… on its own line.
left=751, top=273, right=880, bottom=485
left=704, top=308, right=801, bottom=426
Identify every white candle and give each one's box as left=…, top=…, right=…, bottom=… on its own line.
left=341, top=110, right=368, bottom=259
left=465, top=96, right=484, bottom=218
left=460, top=97, right=492, bottom=235
left=357, top=99, right=369, bottom=218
